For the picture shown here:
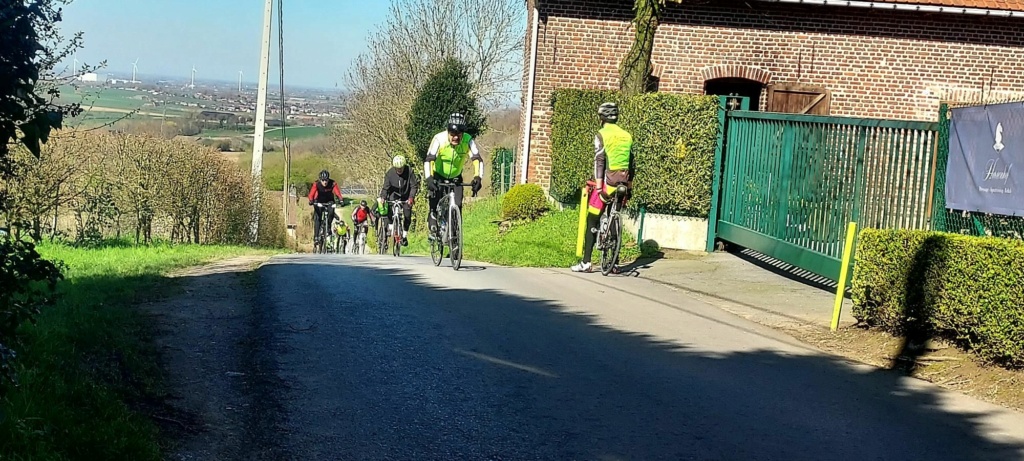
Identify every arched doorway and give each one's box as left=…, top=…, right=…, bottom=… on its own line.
left=704, top=78, right=763, bottom=111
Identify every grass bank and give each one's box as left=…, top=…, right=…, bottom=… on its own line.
left=405, top=197, right=642, bottom=267
left=0, top=242, right=278, bottom=461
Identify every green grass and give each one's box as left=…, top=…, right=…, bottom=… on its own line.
left=0, top=242, right=278, bottom=461
left=200, top=126, right=326, bottom=141
left=405, top=197, right=641, bottom=267
left=237, top=151, right=333, bottom=192
left=262, top=126, right=327, bottom=140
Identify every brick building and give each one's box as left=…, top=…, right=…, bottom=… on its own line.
left=517, top=0, right=1024, bottom=188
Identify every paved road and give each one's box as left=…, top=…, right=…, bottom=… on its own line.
left=248, top=254, right=1024, bottom=460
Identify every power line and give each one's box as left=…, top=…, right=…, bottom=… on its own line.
left=277, top=0, right=292, bottom=234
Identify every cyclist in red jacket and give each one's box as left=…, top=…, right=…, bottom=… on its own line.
left=351, top=200, right=374, bottom=244
left=308, top=170, right=343, bottom=246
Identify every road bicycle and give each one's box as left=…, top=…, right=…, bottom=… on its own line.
left=588, top=180, right=629, bottom=276
left=311, top=202, right=336, bottom=254
left=330, top=227, right=349, bottom=254
left=386, top=199, right=406, bottom=257
left=429, top=180, right=475, bottom=270
left=351, top=222, right=368, bottom=255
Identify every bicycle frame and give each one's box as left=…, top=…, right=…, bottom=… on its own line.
left=312, top=202, right=336, bottom=253
left=433, top=183, right=460, bottom=241
left=389, top=200, right=405, bottom=238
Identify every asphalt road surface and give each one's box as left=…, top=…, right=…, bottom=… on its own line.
left=246, top=254, right=1024, bottom=461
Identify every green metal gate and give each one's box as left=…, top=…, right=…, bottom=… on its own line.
left=709, top=107, right=940, bottom=281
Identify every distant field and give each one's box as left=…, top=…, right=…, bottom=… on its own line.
left=200, top=125, right=327, bottom=140
left=60, top=86, right=146, bottom=111
left=55, top=86, right=330, bottom=140
left=58, top=85, right=190, bottom=128
left=263, top=126, right=327, bottom=140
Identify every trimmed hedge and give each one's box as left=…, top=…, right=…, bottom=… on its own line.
left=549, top=89, right=619, bottom=202
left=501, top=183, right=548, bottom=221
left=851, top=229, right=1024, bottom=367
left=548, top=89, right=720, bottom=217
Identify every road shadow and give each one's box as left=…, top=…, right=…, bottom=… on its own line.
left=893, top=235, right=944, bottom=373
left=172, top=256, right=1024, bottom=461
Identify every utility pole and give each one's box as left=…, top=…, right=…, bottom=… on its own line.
left=250, top=0, right=274, bottom=241
left=278, top=0, right=291, bottom=237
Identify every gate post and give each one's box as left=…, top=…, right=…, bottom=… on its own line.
left=929, top=103, right=950, bottom=231
left=706, top=95, right=731, bottom=252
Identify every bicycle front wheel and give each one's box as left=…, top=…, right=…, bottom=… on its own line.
left=429, top=227, right=443, bottom=266
left=449, top=206, right=463, bottom=271
left=600, top=213, right=622, bottom=276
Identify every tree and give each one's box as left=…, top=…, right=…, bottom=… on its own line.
left=0, top=0, right=80, bottom=392
left=619, top=0, right=682, bottom=97
left=1, top=0, right=84, bottom=167
left=406, top=59, right=486, bottom=162
left=329, top=0, right=521, bottom=191
left=2, top=135, right=96, bottom=241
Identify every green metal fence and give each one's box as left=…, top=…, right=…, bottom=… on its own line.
left=716, top=111, right=940, bottom=281
left=930, top=103, right=1024, bottom=239
left=490, top=147, right=516, bottom=194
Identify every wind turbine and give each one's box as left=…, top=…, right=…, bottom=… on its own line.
left=189, top=65, right=197, bottom=89
left=238, top=70, right=243, bottom=92
left=73, top=52, right=79, bottom=77
left=131, top=58, right=140, bottom=83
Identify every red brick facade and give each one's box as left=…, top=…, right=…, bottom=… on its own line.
left=519, top=0, right=1024, bottom=187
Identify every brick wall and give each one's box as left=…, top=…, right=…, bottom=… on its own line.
left=519, top=0, right=1024, bottom=188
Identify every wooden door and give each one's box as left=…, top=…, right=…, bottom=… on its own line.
left=766, top=84, right=831, bottom=114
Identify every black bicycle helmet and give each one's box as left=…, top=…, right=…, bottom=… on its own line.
left=319, top=170, right=330, bottom=181
left=360, top=200, right=367, bottom=207
left=447, top=112, right=466, bottom=133
left=598, top=102, right=619, bottom=122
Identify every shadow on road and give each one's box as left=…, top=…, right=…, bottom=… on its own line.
left=178, top=256, right=1024, bottom=461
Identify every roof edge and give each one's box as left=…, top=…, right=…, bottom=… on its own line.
left=756, top=0, right=1024, bottom=16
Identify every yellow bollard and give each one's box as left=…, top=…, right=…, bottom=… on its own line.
left=831, top=222, right=858, bottom=332
left=576, top=186, right=588, bottom=258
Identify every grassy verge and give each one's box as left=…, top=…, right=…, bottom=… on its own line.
left=405, top=197, right=642, bottom=267
left=0, top=242, right=278, bottom=461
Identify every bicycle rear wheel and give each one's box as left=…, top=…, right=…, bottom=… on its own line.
left=449, top=206, right=463, bottom=271
left=600, top=213, right=622, bottom=276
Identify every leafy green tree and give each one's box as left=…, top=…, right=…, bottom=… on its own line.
left=0, top=0, right=82, bottom=391
left=405, top=59, right=486, bottom=162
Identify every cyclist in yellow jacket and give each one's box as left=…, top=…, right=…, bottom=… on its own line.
left=572, top=102, right=634, bottom=273
left=423, top=112, right=484, bottom=236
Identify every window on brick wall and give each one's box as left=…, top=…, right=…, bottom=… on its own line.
left=646, top=74, right=661, bottom=92
left=704, top=78, right=763, bottom=111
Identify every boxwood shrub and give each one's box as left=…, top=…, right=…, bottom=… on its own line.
left=548, top=89, right=719, bottom=217
left=501, top=183, right=549, bottom=221
left=851, top=229, right=1024, bottom=367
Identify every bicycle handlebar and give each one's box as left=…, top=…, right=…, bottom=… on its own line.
left=434, top=181, right=478, bottom=197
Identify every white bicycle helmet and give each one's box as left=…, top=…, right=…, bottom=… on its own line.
left=392, top=155, right=406, bottom=168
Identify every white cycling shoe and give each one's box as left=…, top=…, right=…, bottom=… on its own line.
left=570, top=262, right=592, bottom=273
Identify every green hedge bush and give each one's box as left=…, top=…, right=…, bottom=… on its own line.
left=851, top=229, right=1024, bottom=367
left=501, top=183, right=548, bottom=221
left=549, top=89, right=619, bottom=202
left=548, top=89, right=719, bottom=217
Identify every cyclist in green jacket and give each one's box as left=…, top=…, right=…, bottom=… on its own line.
left=572, top=102, right=635, bottom=273
left=423, top=112, right=484, bottom=237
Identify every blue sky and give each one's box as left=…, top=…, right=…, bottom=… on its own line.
left=60, top=0, right=391, bottom=89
